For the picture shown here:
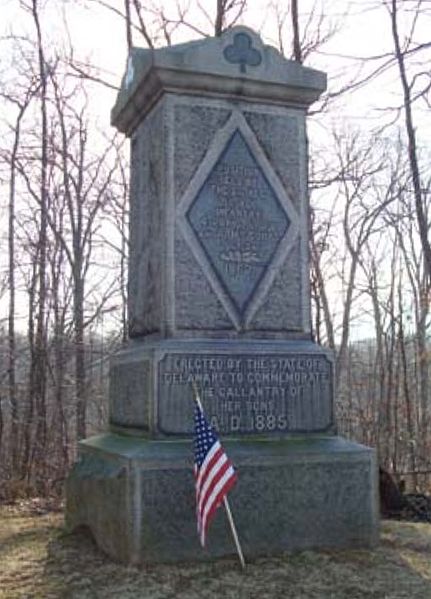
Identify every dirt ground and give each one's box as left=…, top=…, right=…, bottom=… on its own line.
left=1, top=502, right=431, bottom=599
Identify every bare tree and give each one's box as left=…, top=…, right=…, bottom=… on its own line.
left=311, top=129, right=393, bottom=389
left=214, top=0, right=247, bottom=36
left=26, top=0, right=49, bottom=482
left=387, top=0, right=431, bottom=283
left=290, top=0, right=301, bottom=62
left=124, top=0, right=133, bottom=49
left=269, top=0, right=339, bottom=64
left=1, top=83, right=38, bottom=469
left=48, top=76, right=119, bottom=439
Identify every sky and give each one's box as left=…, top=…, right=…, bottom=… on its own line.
left=0, top=1, right=409, bottom=116
left=0, top=0, right=430, bottom=340
left=1, top=1, right=427, bottom=136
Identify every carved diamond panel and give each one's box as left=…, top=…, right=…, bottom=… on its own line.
left=177, top=112, right=299, bottom=330
left=187, top=130, right=289, bottom=314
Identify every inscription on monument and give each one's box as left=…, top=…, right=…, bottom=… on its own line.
left=158, top=352, right=333, bottom=434
left=187, top=130, right=290, bottom=315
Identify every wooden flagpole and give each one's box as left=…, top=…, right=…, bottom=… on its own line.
left=192, top=382, right=246, bottom=569
left=223, top=496, right=246, bottom=569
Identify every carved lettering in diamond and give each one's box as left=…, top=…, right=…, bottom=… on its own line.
left=187, top=130, right=289, bottom=315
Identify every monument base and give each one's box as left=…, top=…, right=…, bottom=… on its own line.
left=66, top=433, right=379, bottom=564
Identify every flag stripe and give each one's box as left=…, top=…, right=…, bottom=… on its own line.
left=200, top=468, right=237, bottom=546
left=193, top=402, right=237, bottom=547
left=197, top=450, right=227, bottom=514
left=195, top=440, right=221, bottom=489
left=196, top=458, right=230, bottom=537
left=198, top=459, right=230, bottom=520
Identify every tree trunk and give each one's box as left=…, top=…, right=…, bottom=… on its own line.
left=74, top=270, right=86, bottom=440
left=31, top=0, right=49, bottom=486
left=215, top=0, right=224, bottom=36
left=23, top=260, right=38, bottom=481
left=7, top=109, right=24, bottom=469
left=291, top=0, right=302, bottom=62
left=124, top=0, right=132, bottom=49
left=390, top=0, right=431, bottom=283
left=398, top=275, right=418, bottom=489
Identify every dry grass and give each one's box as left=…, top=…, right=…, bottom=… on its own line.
left=1, top=503, right=431, bottom=599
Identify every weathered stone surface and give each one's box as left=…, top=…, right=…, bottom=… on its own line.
left=158, top=351, right=332, bottom=435
left=66, top=27, right=379, bottom=566
left=177, top=110, right=300, bottom=330
left=109, top=359, right=151, bottom=429
left=118, top=29, right=318, bottom=337
left=112, top=27, right=327, bottom=136
left=109, top=339, right=334, bottom=436
left=66, top=450, right=134, bottom=560
left=66, top=434, right=379, bottom=563
left=186, top=130, right=290, bottom=315
left=128, top=103, right=165, bottom=337
left=126, top=95, right=310, bottom=336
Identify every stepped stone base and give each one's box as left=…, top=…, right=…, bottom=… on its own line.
left=66, top=433, right=379, bottom=564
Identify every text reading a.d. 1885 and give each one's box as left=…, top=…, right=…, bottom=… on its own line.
left=158, top=352, right=334, bottom=435
left=187, top=130, right=289, bottom=317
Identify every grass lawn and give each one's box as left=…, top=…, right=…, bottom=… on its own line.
left=1, top=502, right=430, bottom=598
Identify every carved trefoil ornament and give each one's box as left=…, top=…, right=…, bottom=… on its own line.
left=223, top=32, right=262, bottom=73
left=177, top=112, right=299, bottom=330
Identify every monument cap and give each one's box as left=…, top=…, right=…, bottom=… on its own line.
left=112, top=26, right=327, bottom=135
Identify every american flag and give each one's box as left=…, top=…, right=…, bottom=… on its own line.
left=193, top=402, right=237, bottom=547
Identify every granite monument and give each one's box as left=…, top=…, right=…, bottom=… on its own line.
left=66, top=27, right=379, bottom=563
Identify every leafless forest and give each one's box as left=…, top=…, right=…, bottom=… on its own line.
left=0, top=0, right=430, bottom=497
